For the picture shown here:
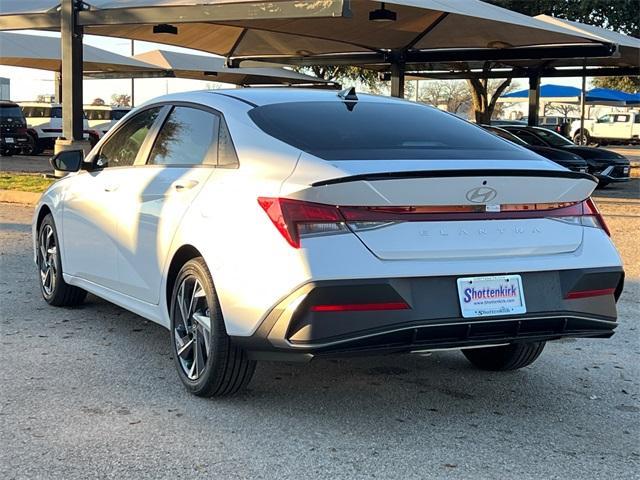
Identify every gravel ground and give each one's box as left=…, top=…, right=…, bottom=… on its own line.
left=0, top=201, right=638, bottom=480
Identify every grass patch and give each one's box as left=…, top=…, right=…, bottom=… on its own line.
left=0, top=173, right=54, bottom=193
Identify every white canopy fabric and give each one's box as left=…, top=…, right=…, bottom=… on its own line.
left=0, top=32, right=161, bottom=74
left=0, top=0, right=601, bottom=60
left=0, top=32, right=327, bottom=85
left=133, top=49, right=330, bottom=85
left=535, top=15, right=640, bottom=69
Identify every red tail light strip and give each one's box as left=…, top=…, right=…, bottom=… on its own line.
left=565, top=288, right=615, bottom=300
left=258, top=197, right=610, bottom=248
left=311, top=302, right=410, bottom=312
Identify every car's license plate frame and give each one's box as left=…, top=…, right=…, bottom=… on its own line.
left=456, top=275, right=526, bottom=319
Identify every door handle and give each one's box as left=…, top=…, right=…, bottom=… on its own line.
left=104, top=184, right=119, bottom=192
left=173, top=180, right=199, bottom=191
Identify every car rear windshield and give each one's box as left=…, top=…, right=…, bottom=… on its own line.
left=0, top=105, right=23, bottom=118
left=111, top=110, right=129, bottom=120
left=248, top=101, right=537, bottom=161
left=531, top=128, right=573, bottom=147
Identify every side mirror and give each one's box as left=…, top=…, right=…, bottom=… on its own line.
left=50, top=149, right=84, bottom=178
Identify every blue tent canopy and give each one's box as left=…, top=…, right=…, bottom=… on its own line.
left=502, top=83, right=639, bottom=105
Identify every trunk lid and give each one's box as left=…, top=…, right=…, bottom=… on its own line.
left=284, top=156, right=598, bottom=260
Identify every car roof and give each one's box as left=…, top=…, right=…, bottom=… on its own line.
left=18, top=102, right=61, bottom=107
left=83, top=105, right=131, bottom=110
left=204, top=87, right=409, bottom=107
left=0, top=100, right=19, bottom=107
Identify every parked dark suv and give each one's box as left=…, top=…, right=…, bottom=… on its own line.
left=0, top=101, right=31, bottom=156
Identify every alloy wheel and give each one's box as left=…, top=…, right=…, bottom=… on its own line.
left=173, top=276, right=212, bottom=380
left=38, top=224, right=57, bottom=296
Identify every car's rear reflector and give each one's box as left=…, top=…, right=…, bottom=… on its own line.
left=311, top=301, right=410, bottom=312
left=565, top=288, right=616, bottom=300
left=258, top=197, right=611, bottom=248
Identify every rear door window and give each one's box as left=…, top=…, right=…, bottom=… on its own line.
left=148, top=106, right=219, bottom=166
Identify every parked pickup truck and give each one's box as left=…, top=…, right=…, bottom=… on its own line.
left=570, top=112, right=640, bottom=145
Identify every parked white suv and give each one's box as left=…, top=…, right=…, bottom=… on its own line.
left=19, top=102, right=90, bottom=154
left=84, top=105, right=131, bottom=139
left=34, top=89, right=624, bottom=397
left=571, top=112, right=640, bottom=145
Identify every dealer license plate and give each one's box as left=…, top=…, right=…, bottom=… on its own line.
left=457, top=275, right=526, bottom=318
left=4, top=137, right=14, bottom=144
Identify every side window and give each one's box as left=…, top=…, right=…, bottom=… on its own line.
left=97, top=107, right=161, bottom=168
left=513, top=130, right=545, bottom=147
left=597, top=115, right=610, bottom=123
left=217, top=119, right=239, bottom=168
left=148, top=106, right=218, bottom=166
left=635, top=115, right=640, bottom=124
left=614, top=114, right=629, bottom=123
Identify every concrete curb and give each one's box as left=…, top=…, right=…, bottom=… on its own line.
left=0, top=189, right=41, bottom=206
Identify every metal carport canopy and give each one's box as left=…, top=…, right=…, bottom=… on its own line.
left=0, top=0, right=616, bottom=143
left=0, top=31, right=163, bottom=74
left=128, top=49, right=332, bottom=86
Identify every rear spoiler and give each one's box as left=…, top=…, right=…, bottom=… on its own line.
left=312, top=169, right=597, bottom=187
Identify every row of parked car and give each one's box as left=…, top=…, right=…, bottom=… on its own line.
left=0, top=100, right=130, bottom=156
left=482, top=124, right=631, bottom=187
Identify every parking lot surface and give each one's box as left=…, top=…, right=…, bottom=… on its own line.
left=0, top=199, right=639, bottom=480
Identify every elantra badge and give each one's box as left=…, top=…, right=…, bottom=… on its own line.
left=466, top=186, right=497, bottom=203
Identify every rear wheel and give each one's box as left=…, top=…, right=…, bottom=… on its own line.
left=462, top=341, right=545, bottom=371
left=170, top=258, right=255, bottom=397
left=37, top=214, right=87, bottom=306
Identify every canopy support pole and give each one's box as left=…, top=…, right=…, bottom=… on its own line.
left=54, top=71, right=62, bottom=103
left=579, top=62, right=587, bottom=145
left=57, top=0, right=88, bottom=154
left=390, top=61, right=405, bottom=99
left=527, top=73, right=540, bottom=126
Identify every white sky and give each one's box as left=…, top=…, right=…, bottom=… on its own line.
left=0, top=30, right=589, bottom=106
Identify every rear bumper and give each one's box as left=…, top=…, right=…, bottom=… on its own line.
left=232, top=267, right=624, bottom=361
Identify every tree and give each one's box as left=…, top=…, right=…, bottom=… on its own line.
left=91, top=98, right=106, bottom=106
left=591, top=76, right=640, bottom=93
left=546, top=103, right=580, bottom=117
left=111, top=94, right=131, bottom=107
left=466, top=66, right=514, bottom=124
left=294, top=66, right=381, bottom=91
left=442, top=81, right=472, bottom=113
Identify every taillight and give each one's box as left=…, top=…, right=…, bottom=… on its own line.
left=258, top=197, right=346, bottom=248
left=582, top=198, right=610, bottom=236
left=311, top=301, right=410, bottom=312
left=565, top=288, right=615, bottom=300
left=258, top=197, right=611, bottom=248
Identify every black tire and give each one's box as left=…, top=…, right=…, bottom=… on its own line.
left=462, top=341, right=545, bottom=371
left=573, top=131, right=590, bottom=145
left=170, top=257, right=255, bottom=397
left=21, top=134, right=37, bottom=156
left=37, top=214, right=87, bottom=307
left=1, top=150, right=12, bottom=157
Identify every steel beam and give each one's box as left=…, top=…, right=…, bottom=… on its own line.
left=409, top=66, right=639, bottom=80
left=390, top=62, right=405, bottom=98
left=60, top=0, right=84, bottom=143
left=0, top=13, right=59, bottom=31
left=527, top=74, right=541, bottom=127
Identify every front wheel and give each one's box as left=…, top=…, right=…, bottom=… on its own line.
left=462, top=341, right=545, bottom=371
left=170, top=258, right=255, bottom=397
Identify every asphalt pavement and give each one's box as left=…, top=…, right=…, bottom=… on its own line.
left=0, top=200, right=639, bottom=480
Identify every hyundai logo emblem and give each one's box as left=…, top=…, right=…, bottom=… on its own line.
left=466, top=186, right=498, bottom=203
